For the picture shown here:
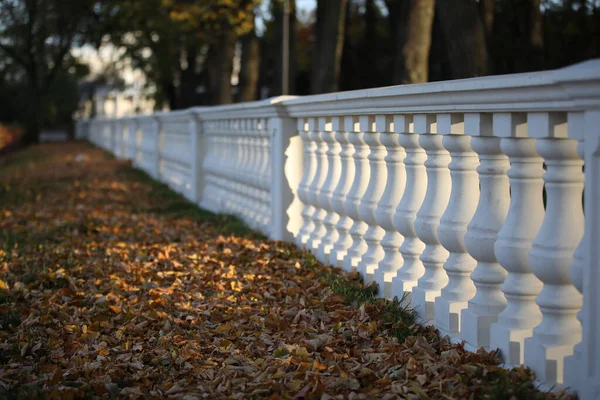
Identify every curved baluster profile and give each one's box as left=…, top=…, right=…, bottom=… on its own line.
left=435, top=114, right=479, bottom=337
left=412, top=114, right=451, bottom=321
left=374, top=115, right=409, bottom=299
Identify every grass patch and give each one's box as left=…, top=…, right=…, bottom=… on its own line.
left=325, top=270, right=419, bottom=343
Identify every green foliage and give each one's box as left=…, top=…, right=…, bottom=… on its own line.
left=325, top=270, right=419, bottom=343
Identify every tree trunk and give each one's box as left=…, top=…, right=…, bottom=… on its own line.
left=238, top=27, right=261, bottom=102
left=212, top=30, right=236, bottom=105
left=23, top=87, right=42, bottom=145
left=361, top=0, right=378, bottom=88
left=271, top=0, right=296, bottom=96
left=436, top=0, right=489, bottom=79
left=527, top=0, right=544, bottom=70
left=479, top=0, right=495, bottom=46
left=387, top=0, right=435, bottom=84
left=310, top=0, right=348, bottom=94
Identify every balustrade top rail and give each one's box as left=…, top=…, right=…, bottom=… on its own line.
left=78, top=60, right=600, bottom=399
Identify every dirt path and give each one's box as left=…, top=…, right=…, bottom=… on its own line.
left=0, top=142, right=570, bottom=399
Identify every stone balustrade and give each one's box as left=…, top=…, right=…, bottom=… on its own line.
left=77, top=60, right=600, bottom=399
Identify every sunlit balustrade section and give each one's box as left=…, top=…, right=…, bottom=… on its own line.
left=295, top=118, right=317, bottom=247
left=373, top=115, right=408, bottom=299
left=316, top=118, right=342, bottom=264
left=411, top=114, right=451, bottom=321
left=358, top=116, right=388, bottom=282
left=156, top=111, right=194, bottom=200
left=390, top=119, right=426, bottom=303
left=434, top=113, right=479, bottom=338
left=306, top=118, right=329, bottom=252
left=489, top=113, right=544, bottom=367
left=342, top=116, right=371, bottom=272
left=195, top=97, right=299, bottom=239
left=79, top=60, right=600, bottom=398
left=329, top=116, right=357, bottom=267
left=524, top=112, right=584, bottom=386
left=461, top=113, right=511, bottom=350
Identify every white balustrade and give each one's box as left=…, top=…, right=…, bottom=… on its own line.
left=435, top=114, right=479, bottom=338
left=330, top=117, right=357, bottom=267
left=564, top=112, right=585, bottom=392
left=524, top=112, right=584, bottom=386
left=307, top=118, right=329, bottom=251
left=390, top=122, right=427, bottom=302
left=461, top=113, right=511, bottom=350
left=358, top=116, right=389, bottom=282
left=343, top=116, right=371, bottom=272
left=157, top=112, right=193, bottom=199
left=489, top=113, right=544, bottom=366
left=373, top=115, right=409, bottom=299
left=412, top=114, right=451, bottom=321
left=297, top=118, right=317, bottom=247
left=82, top=60, right=600, bottom=399
left=136, top=116, right=160, bottom=179
left=316, top=119, right=342, bottom=263
left=124, top=119, right=137, bottom=160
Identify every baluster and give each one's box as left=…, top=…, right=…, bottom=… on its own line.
left=391, top=120, right=427, bottom=302
left=343, top=116, right=371, bottom=272
left=524, top=113, right=584, bottom=385
left=296, top=118, right=317, bottom=247
left=248, top=120, right=260, bottom=226
left=330, top=116, right=357, bottom=267
left=260, top=120, right=271, bottom=232
left=317, top=118, right=342, bottom=264
left=374, top=115, right=409, bottom=299
left=226, top=121, right=236, bottom=212
left=412, top=114, right=451, bottom=321
left=489, top=113, right=545, bottom=366
left=233, top=120, right=245, bottom=216
left=435, top=114, right=479, bottom=337
left=358, top=115, right=389, bottom=282
left=461, top=113, right=511, bottom=350
left=242, top=120, right=253, bottom=220
left=307, top=118, right=329, bottom=251
left=564, top=112, right=585, bottom=393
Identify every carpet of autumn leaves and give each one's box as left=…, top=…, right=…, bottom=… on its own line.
left=0, top=142, right=575, bottom=399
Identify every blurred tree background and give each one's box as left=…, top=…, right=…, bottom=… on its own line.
left=1, top=0, right=599, bottom=144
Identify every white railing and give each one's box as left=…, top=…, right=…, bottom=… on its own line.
left=76, top=60, right=600, bottom=398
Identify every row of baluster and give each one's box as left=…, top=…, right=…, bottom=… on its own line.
left=201, top=118, right=273, bottom=235
left=295, top=112, right=585, bottom=386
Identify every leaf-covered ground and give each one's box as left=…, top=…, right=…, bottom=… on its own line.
left=0, top=142, right=574, bottom=399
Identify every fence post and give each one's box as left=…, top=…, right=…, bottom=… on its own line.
left=268, top=112, right=302, bottom=241
left=580, top=109, right=600, bottom=400
left=188, top=112, right=206, bottom=204
left=154, top=116, right=162, bottom=181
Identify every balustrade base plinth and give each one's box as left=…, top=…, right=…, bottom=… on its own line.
left=411, top=287, right=439, bottom=322
left=373, top=269, right=398, bottom=299
left=434, top=299, right=467, bottom=339
left=461, top=309, right=498, bottom=350
left=390, top=278, right=418, bottom=305
left=489, top=325, right=532, bottom=367
left=524, top=337, right=574, bottom=386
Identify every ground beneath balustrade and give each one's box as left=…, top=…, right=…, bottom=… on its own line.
left=0, top=142, right=572, bottom=399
